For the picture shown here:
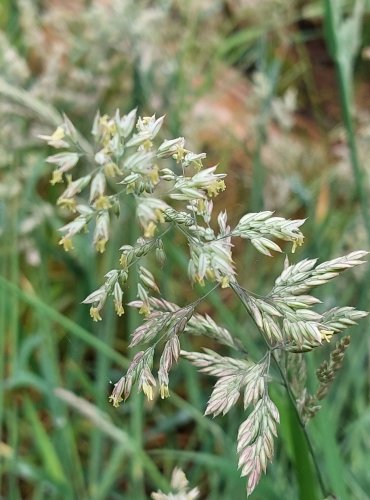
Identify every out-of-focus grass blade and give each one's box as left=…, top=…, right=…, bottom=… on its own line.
left=272, top=386, right=319, bottom=500
left=92, top=444, right=129, bottom=500
left=54, top=388, right=169, bottom=493
left=324, top=0, right=370, bottom=242
left=0, top=78, right=92, bottom=153
left=324, top=0, right=363, bottom=99
left=0, top=275, right=129, bottom=369
left=0, top=216, right=6, bottom=495
left=1, top=441, right=60, bottom=489
left=312, top=407, right=348, bottom=499
left=218, top=27, right=264, bottom=63
left=5, top=371, right=48, bottom=394
left=0, top=77, right=61, bottom=127
left=23, top=397, right=67, bottom=489
left=288, top=404, right=320, bottom=500
left=306, top=354, right=348, bottom=499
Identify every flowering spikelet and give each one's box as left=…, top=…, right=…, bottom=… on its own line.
left=151, top=467, right=200, bottom=499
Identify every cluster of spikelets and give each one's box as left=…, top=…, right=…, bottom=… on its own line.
left=41, top=109, right=368, bottom=496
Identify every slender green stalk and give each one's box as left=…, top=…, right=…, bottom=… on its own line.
left=93, top=444, right=128, bottom=500
left=8, top=196, right=19, bottom=377
left=251, top=126, right=266, bottom=212
left=88, top=243, right=118, bottom=493
left=7, top=192, right=20, bottom=498
left=324, top=0, right=370, bottom=242
left=37, top=257, right=84, bottom=495
left=271, top=352, right=327, bottom=499
left=0, top=202, right=6, bottom=497
left=251, top=44, right=280, bottom=212
left=126, top=197, right=146, bottom=500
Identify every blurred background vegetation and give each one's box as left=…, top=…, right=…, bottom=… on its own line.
left=0, top=0, right=370, bottom=498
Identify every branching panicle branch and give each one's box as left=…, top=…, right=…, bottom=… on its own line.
left=42, top=109, right=368, bottom=497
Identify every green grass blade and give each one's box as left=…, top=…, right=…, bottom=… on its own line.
left=23, top=398, right=67, bottom=489
left=0, top=275, right=129, bottom=369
